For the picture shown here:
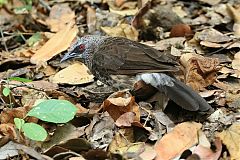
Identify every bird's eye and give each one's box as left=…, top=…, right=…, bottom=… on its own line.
left=79, top=44, right=85, bottom=51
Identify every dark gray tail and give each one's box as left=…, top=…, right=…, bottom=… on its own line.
left=137, top=73, right=212, bottom=112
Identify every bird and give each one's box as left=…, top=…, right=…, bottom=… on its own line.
left=60, top=35, right=213, bottom=112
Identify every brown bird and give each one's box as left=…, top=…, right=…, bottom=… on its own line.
left=61, top=35, right=212, bottom=112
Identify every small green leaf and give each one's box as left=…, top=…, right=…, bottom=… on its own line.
left=22, top=123, right=47, bottom=141
left=24, top=0, right=32, bottom=5
left=14, top=5, right=32, bottom=14
left=3, top=87, right=11, bottom=97
left=8, top=77, right=32, bottom=82
left=26, top=32, right=41, bottom=46
left=14, top=118, right=25, bottom=130
left=27, top=99, right=77, bottom=123
left=0, top=0, right=8, bottom=5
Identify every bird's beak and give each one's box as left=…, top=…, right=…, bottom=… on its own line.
left=60, top=51, right=83, bottom=63
left=60, top=52, right=72, bottom=63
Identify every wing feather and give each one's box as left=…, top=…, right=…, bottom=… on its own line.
left=92, top=37, right=179, bottom=75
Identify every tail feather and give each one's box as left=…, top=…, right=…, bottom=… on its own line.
left=137, top=73, right=212, bottom=112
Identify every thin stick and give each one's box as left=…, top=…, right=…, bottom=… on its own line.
left=0, top=28, right=9, bottom=52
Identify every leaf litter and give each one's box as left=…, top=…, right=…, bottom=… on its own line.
left=1, top=0, right=240, bottom=159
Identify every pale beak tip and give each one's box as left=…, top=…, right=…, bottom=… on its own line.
left=60, top=53, right=71, bottom=63
left=60, top=57, right=66, bottom=63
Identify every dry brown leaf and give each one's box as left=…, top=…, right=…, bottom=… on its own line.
left=233, top=23, right=240, bottom=37
left=30, top=24, right=78, bottom=65
left=69, top=156, right=85, bottom=160
left=196, top=28, right=232, bottom=43
left=133, top=80, right=158, bottom=100
left=154, top=122, right=202, bottom=160
left=154, top=37, right=186, bottom=51
left=219, top=67, right=234, bottom=74
left=232, top=51, right=240, bottom=71
left=115, top=112, right=135, bottom=127
left=0, top=124, right=17, bottom=140
left=121, top=143, right=156, bottom=160
left=139, top=144, right=157, bottom=160
left=170, top=46, right=182, bottom=56
left=200, top=41, right=240, bottom=49
left=131, top=0, right=151, bottom=29
left=42, top=124, right=86, bottom=152
left=102, top=90, right=140, bottom=122
left=114, top=0, right=125, bottom=7
left=86, top=5, right=96, bottom=33
left=108, top=0, right=137, bottom=16
left=42, top=66, right=57, bottom=76
left=180, top=53, right=220, bottom=91
left=193, top=137, right=222, bottom=160
left=108, top=97, right=132, bottom=106
left=46, top=4, right=75, bottom=32
left=172, top=6, right=187, bottom=18
left=199, top=90, right=218, bottom=98
left=200, top=41, right=225, bottom=48
left=217, top=123, right=240, bottom=160
left=101, top=23, right=138, bottom=41
left=109, top=130, right=135, bottom=154
left=109, top=8, right=138, bottom=16
left=51, top=63, right=94, bottom=85
left=0, top=107, right=27, bottom=124
left=227, top=4, right=240, bottom=24
left=231, top=70, right=240, bottom=78
left=111, top=142, right=156, bottom=160
left=226, top=90, right=240, bottom=109
left=14, top=48, right=35, bottom=58
left=197, top=0, right=221, bottom=5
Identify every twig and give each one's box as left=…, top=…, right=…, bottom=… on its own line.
left=0, top=80, right=46, bottom=93
left=53, top=151, right=82, bottom=159
left=206, top=38, right=240, bottom=56
left=0, top=28, right=9, bottom=52
left=139, top=106, right=152, bottom=127
left=38, top=0, right=51, bottom=11
left=82, top=88, right=114, bottom=94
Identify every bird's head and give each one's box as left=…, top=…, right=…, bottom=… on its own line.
left=60, top=35, right=106, bottom=63
left=60, top=37, right=87, bottom=63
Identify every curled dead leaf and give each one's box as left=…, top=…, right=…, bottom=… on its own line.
left=180, top=53, right=220, bottom=91
left=102, top=90, right=140, bottom=122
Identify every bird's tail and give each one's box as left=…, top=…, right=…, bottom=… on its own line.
left=136, top=73, right=212, bottom=112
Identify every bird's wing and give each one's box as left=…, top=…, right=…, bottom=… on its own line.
left=92, top=37, right=179, bottom=75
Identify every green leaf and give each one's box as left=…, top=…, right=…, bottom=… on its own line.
left=22, top=123, right=47, bottom=141
left=26, top=32, right=41, bottom=46
left=14, top=4, right=32, bottom=14
left=3, top=87, right=11, bottom=97
left=27, top=99, right=77, bottom=123
left=14, top=118, right=25, bottom=130
left=8, top=77, right=32, bottom=82
left=0, top=0, right=8, bottom=5
left=22, top=0, right=32, bottom=5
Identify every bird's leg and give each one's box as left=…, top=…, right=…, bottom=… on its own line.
left=104, top=78, right=124, bottom=91
left=94, top=72, right=120, bottom=91
left=93, top=68, right=127, bottom=91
